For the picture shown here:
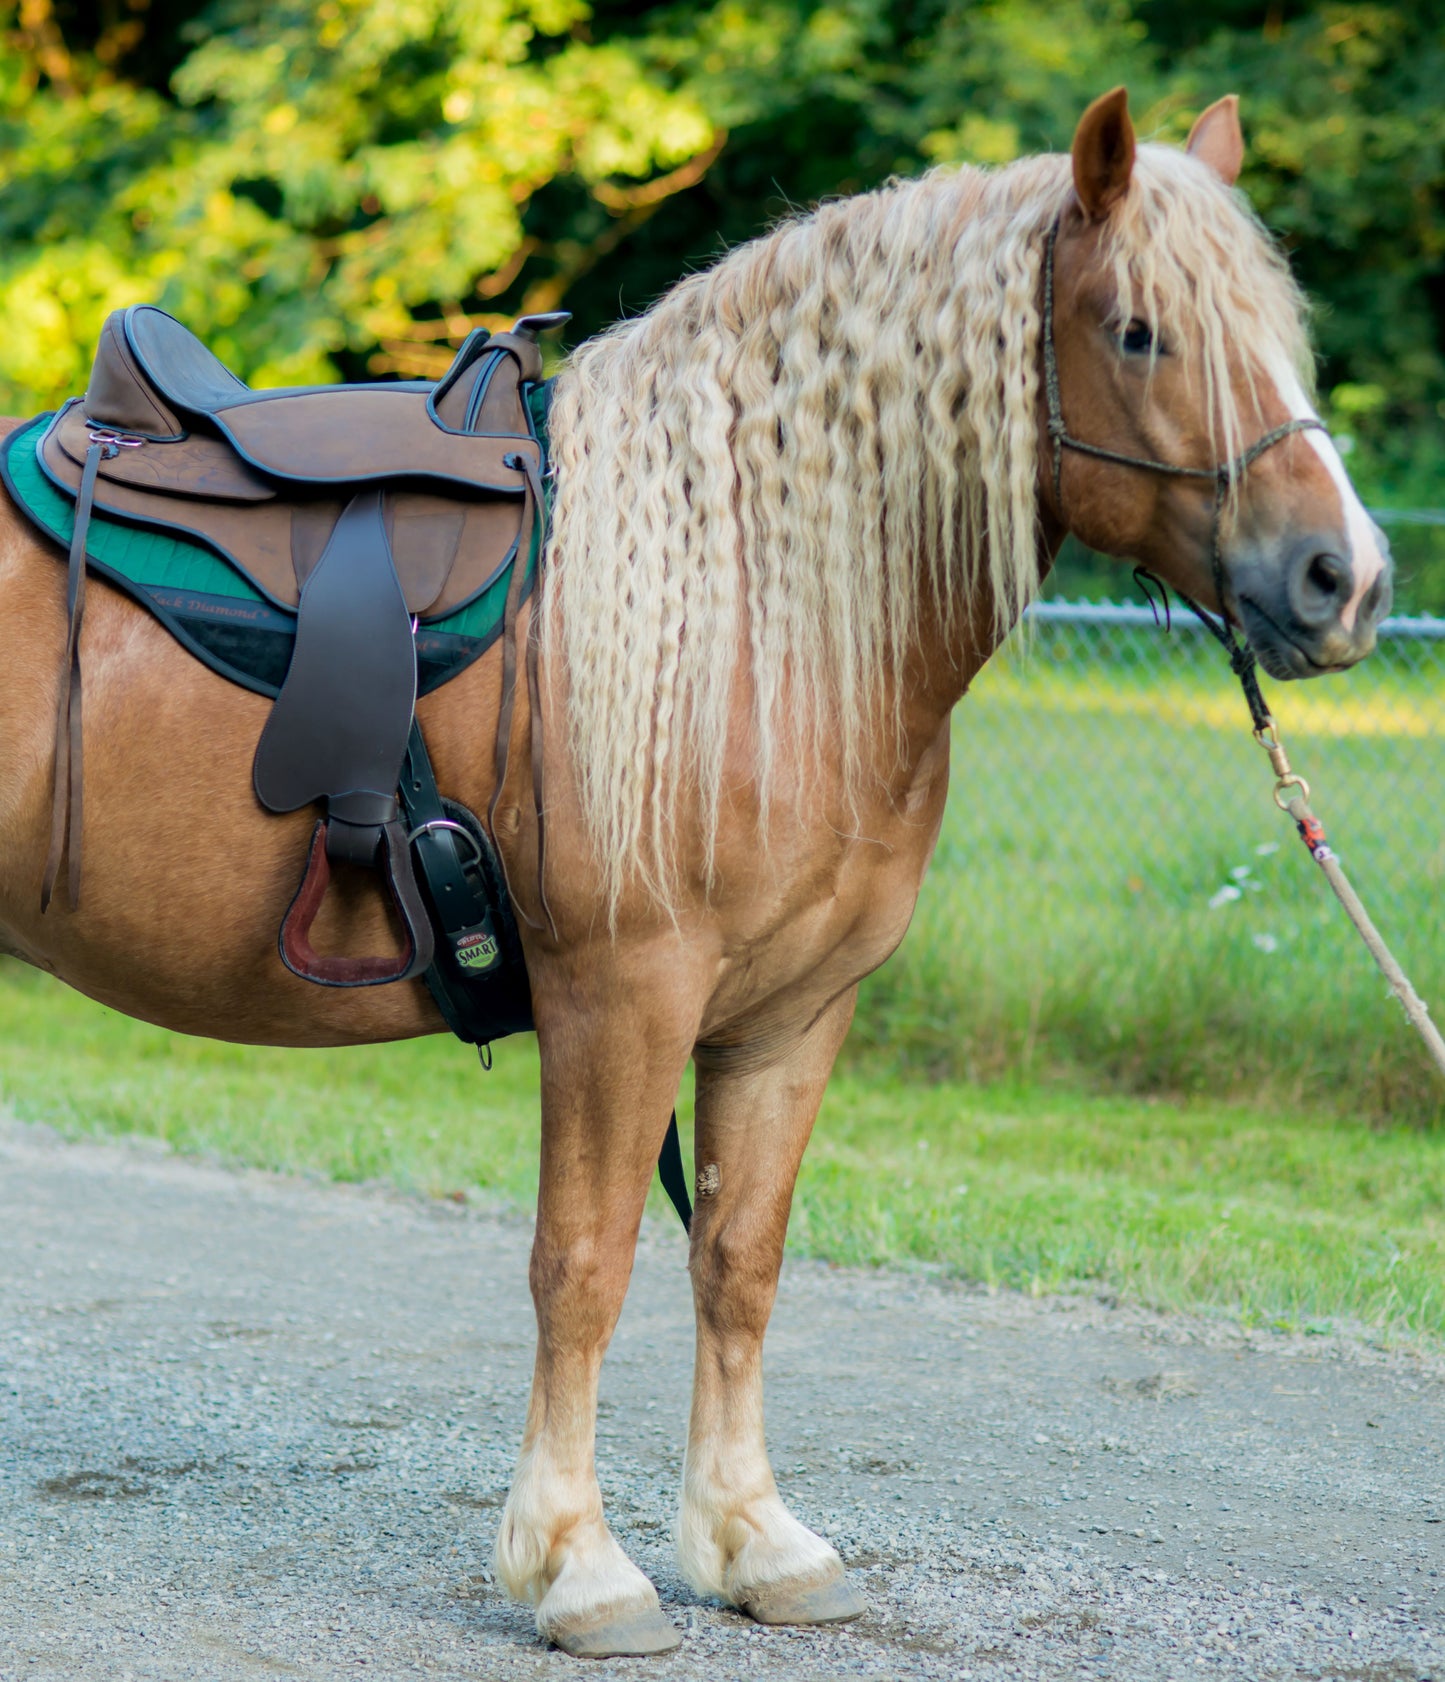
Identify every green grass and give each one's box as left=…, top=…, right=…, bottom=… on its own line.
left=3, top=960, right=1444, bottom=1342
left=853, top=626, right=1445, bottom=1123
left=1, top=626, right=1439, bottom=1338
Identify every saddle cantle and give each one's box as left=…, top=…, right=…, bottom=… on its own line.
left=27, top=303, right=567, bottom=1018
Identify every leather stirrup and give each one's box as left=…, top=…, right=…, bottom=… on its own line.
left=278, top=818, right=436, bottom=987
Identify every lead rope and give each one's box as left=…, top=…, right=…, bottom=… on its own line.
left=1137, top=505, right=1445, bottom=1087
left=1138, top=458, right=1445, bottom=1085
left=1251, top=705, right=1445, bottom=1080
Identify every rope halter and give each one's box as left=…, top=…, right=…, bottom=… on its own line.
left=1040, top=214, right=1324, bottom=733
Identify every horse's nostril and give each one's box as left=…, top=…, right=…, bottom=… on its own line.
left=1306, top=553, right=1345, bottom=599
left=1360, top=568, right=1392, bottom=626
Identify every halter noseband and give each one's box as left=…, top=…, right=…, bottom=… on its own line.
left=1040, top=215, right=1324, bottom=730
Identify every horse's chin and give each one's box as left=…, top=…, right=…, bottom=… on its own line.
left=1237, top=600, right=1349, bottom=682
left=1249, top=636, right=1314, bottom=682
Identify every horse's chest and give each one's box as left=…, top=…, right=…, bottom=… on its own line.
left=735, top=751, right=949, bottom=999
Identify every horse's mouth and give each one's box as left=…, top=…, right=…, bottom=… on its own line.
left=1236, top=595, right=1352, bottom=682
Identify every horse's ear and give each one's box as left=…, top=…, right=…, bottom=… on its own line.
left=1071, top=87, right=1136, bottom=220
left=1186, top=94, right=1244, bottom=186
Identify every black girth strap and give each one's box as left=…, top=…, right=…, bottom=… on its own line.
left=1040, top=213, right=1325, bottom=733
left=400, top=716, right=694, bottom=1235
left=656, top=1113, right=693, bottom=1234
left=399, top=719, right=532, bottom=1045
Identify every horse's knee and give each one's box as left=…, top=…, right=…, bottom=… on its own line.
left=528, top=1228, right=631, bottom=1334
left=690, top=1210, right=785, bottom=1333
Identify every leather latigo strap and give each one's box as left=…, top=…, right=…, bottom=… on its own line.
left=486, top=450, right=556, bottom=941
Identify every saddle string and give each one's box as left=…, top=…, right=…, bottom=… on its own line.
left=1039, top=213, right=1323, bottom=737
left=487, top=450, right=558, bottom=943
left=41, top=434, right=113, bottom=913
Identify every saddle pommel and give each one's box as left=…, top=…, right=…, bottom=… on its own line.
left=512, top=311, right=572, bottom=342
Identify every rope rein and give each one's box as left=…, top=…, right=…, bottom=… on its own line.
left=1040, top=216, right=1445, bottom=1085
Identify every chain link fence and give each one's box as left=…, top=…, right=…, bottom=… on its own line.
left=945, top=504, right=1445, bottom=948
left=951, top=595, right=1443, bottom=937
left=873, top=513, right=1445, bottom=1114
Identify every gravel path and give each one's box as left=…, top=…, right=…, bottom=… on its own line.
left=0, top=1118, right=1441, bottom=1681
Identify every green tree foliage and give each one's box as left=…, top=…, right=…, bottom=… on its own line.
left=0, top=0, right=716, bottom=392
left=591, top=0, right=1443, bottom=500
left=0, top=0, right=1439, bottom=503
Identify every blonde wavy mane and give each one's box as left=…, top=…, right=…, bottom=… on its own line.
left=541, top=144, right=1311, bottom=913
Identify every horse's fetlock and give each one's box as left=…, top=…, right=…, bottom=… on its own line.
left=678, top=1486, right=841, bottom=1605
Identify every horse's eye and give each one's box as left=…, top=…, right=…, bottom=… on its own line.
left=1121, top=319, right=1154, bottom=354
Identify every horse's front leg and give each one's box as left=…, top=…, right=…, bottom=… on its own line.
left=678, top=987, right=868, bottom=1624
left=496, top=947, right=704, bottom=1658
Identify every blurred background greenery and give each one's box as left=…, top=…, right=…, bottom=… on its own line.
left=1, top=1, right=1440, bottom=545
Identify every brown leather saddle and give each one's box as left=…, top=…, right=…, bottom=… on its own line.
left=37, top=305, right=567, bottom=989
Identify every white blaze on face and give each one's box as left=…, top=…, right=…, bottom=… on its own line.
left=1265, top=357, right=1389, bottom=633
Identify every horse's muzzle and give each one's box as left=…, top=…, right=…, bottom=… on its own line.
left=1233, top=527, right=1393, bottom=680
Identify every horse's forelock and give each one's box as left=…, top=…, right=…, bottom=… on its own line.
left=1101, top=145, right=1313, bottom=479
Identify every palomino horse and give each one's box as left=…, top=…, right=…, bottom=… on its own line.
left=0, top=89, right=1390, bottom=1657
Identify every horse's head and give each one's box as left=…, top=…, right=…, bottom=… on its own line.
left=1045, top=88, right=1391, bottom=679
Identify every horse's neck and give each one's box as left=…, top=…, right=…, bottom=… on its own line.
left=895, top=499, right=1062, bottom=749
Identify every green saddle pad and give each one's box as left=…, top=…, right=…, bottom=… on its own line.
left=0, top=415, right=532, bottom=698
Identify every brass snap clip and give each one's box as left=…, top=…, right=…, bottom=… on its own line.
left=1253, top=718, right=1309, bottom=808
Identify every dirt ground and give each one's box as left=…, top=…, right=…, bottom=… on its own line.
left=0, top=1117, right=1440, bottom=1680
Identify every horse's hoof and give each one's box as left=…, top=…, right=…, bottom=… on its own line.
left=738, top=1573, right=868, bottom=1626
left=550, top=1609, right=683, bottom=1659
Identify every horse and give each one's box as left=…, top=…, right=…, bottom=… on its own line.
left=0, top=87, right=1390, bottom=1657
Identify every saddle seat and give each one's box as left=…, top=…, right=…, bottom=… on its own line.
left=40, top=305, right=558, bottom=619
left=32, top=302, right=568, bottom=996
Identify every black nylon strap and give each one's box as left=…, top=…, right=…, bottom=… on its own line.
left=656, top=1111, right=693, bottom=1234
